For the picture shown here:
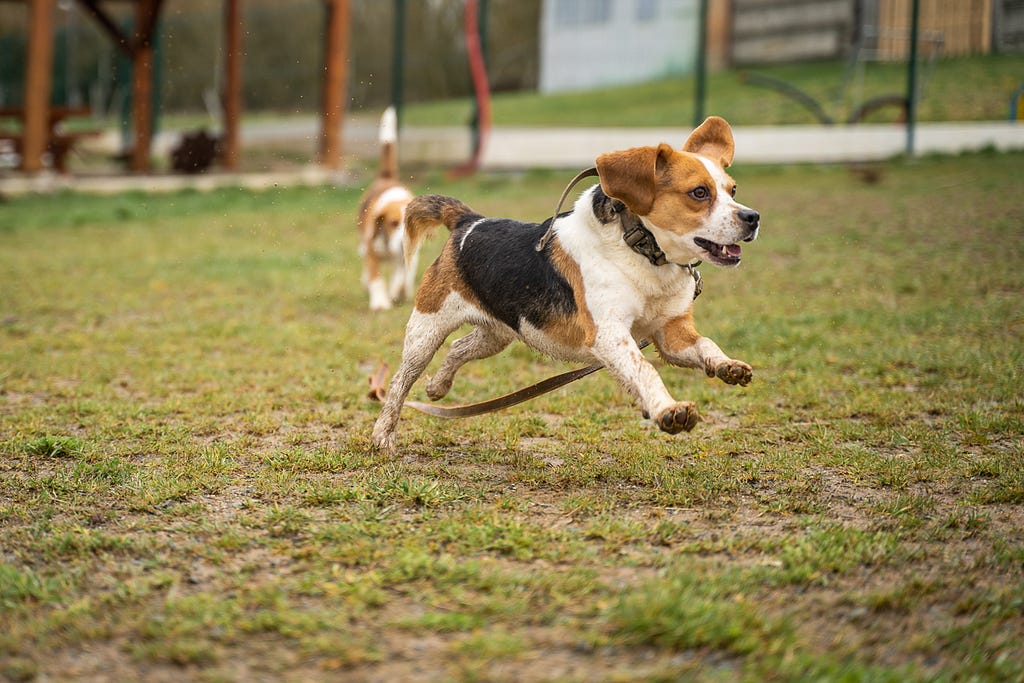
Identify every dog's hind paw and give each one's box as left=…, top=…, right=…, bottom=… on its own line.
left=425, top=375, right=452, bottom=401
left=371, top=428, right=397, bottom=455
left=712, top=360, right=752, bottom=386
left=656, top=402, right=700, bottom=434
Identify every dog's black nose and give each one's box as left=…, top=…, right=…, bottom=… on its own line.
left=737, top=209, right=759, bottom=227
left=737, top=209, right=759, bottom=241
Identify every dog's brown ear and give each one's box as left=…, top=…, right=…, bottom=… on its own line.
left=682, top=116, right=735, bottom=168
left=595, top=143, right=674, bottom=216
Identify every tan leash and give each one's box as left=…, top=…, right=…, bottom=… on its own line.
left=536, top=166, right=599, bottom=252
left=368, top=340, right=651, bottom=418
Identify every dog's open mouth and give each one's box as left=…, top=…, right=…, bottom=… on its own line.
left=694, top=237, right=742, bottom=265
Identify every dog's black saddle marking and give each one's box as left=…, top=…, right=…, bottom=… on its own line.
left=453, top=217, right=577, bottom=332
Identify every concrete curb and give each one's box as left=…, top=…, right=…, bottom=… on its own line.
left=2, top=121, right=1020, bottom=195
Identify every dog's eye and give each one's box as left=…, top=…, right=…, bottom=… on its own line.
left=730, top=185, right=737, bottom=197
left=689, top=187, right=710, bottom=201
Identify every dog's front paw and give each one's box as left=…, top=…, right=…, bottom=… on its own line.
left=710, top=360, right=752, bottom=386
left=656, top=402, right=700, bottom=434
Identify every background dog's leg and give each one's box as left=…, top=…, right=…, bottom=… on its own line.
left=426, top=326, right=514, bottom=400
left=363, top=245, right=392, bottom=311
left=372, top=310, right=460, bottom=452
left=397, top=249, right=420, bottom=304
left=388, top=264, right=407, bottom=304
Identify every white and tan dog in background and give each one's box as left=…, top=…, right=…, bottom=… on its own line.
left=372, top=116, right=760, bottom=453
left=357, top=107, right=416, bottom=311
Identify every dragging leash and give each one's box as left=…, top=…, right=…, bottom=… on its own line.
left=536, top=166, right=599, bottom=253
left=368, top=167, right=704, bottom=419
left=368, top=340, right=652, bottom=418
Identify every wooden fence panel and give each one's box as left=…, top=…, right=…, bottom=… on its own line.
left=876, top=0, right=991, bottom=59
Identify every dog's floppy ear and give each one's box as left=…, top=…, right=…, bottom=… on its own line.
left=682, top=116, right=734, bottom=168
left=595, top=143, right=675, bottom=216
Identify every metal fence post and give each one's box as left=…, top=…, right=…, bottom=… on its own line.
left=905, top=0, right=920, bottom=156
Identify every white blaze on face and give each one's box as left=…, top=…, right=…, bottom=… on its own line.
left=696, top=156, right=754, bottom=246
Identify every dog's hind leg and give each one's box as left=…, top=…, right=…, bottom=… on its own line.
left=372, top=309, right=463, bottom=453
left=426, top=326, right=514, bottom=400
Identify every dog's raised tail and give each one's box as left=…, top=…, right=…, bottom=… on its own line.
left=403, top=194, right=480, bottom=268
left=378, top=106, right=399, bottom=179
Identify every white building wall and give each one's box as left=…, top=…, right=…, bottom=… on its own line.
left=539, top=0, right=700, bottom=94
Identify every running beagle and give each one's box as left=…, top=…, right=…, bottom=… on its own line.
left=372, top=116, right=759, bottom=453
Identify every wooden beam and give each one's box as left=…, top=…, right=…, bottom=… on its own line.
left=222, top=0, right=243, bottom=170
left=130, top=0, right=159, bottom=172
left=76, top=0, right=133, bottom=56
left=319, top=0, right=350, bottom=170
left=22, top=0, right=56, bottom=173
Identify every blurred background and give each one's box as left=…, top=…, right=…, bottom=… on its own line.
left=0, top=0, right=1022, bottom=178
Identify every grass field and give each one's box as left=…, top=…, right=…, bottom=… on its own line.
left=1, top=149, right=1023, bottom=681
left=403, top=54, right=1024, bottom=128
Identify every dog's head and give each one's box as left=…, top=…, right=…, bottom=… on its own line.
left=595, top=116, right=759, bottom=267
left=375, top=202, right=406, bottom=242
left=368, top=186, right=414, bottom=255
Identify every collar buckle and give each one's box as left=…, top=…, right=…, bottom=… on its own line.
left=621, top=215, right=668, bottom=266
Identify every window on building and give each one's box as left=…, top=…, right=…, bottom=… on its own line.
left=636, top=0, right=658, bottom=22
left=555, top=0, right=612, bottom=27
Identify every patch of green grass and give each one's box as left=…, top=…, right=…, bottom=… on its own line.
left=19, top=434, right=84, bottom=459
left=1, top=150, right=1022, bottom=680
left=404, top=54, right=1024, bottom=127
left=770, top=523, right=901, bottom=586
left=609, top=565, right=787, bottom=655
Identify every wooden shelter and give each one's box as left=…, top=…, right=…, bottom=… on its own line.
left=6, top=0, right=350, bottom=174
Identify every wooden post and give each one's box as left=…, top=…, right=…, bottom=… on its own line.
left=705, top=0, right=732, bottom=72
left=130, top=0, right=158, bottom=173
left=23, top=0, right=56, bottom=173
left=693, top=0, right=708, bottom=128
left=222, top=0, right=243, bottom=170
left=319, top=0, right=350, bottom=170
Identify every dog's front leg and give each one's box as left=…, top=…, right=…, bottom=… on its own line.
left=653, top=313, right=752, bottom=386
left=591, top=330, right=699, bottom=434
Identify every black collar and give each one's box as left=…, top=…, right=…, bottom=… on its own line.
left=619, top=211, right=703, bottom=299
left=621, top=212, right=669, bottom=266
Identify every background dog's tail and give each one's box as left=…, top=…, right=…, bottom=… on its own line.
left=378, top=106, right=398, bottom=180
left=403, top=194, right=480, bottom=268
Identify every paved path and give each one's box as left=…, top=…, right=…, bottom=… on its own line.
left=478, top=121, right=1024, bottom=167
left=242, top=118, right=1024, bottom=167
left=2, top=120, right=1022, bottom=194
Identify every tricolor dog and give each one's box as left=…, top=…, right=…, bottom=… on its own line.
left=356, top=107, right=416, bottom=310
left=372, top=116, right=759, bottom=453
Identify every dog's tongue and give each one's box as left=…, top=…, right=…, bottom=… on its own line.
left=725, top=244, right=742, bottom=258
